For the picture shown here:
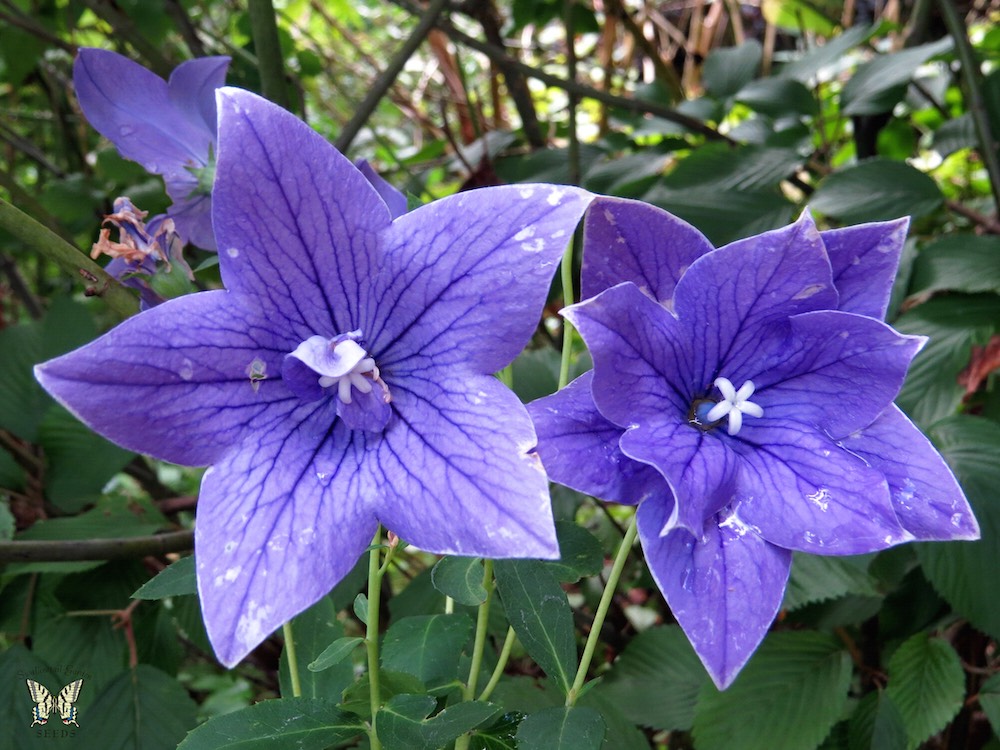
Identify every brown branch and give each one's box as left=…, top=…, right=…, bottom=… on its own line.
left=0, top=530, right=194, bottom=562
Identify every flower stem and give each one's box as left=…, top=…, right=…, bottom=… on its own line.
left=247, top=0, right=291, bottom=111
left=0, top=196, right=138, bottom=319
left=566, top=512, right=638, bottom=707
left=558, top=234, right=577, bottom=390
left=477, top=626, right=516, bottom=702
left=281, top=621, right=302, bottom=697
left=462, top=559, right=494, bottom=701
left=366, top=527, right=385, bottom=750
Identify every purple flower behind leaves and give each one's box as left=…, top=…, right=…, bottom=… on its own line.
left=74, top=48, right=229, bottom=250
left=36, top=88, right=593, bottom=666
left=529, top=197, right=979, bottom=689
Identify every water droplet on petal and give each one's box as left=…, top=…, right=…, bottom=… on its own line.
left=119, top=125, right=134, bottom=137
left=951, top=513, right=964, bottom=527
left=179, top=359, right=194, bottom=380
left=227, top=247, right=239, bottom=258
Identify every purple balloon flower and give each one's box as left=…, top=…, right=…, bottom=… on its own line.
left=74, top=48, right=230, bottom=250
left=36, top=88, right=593, bottom=666
left=529, top=197, right=979, bottom=689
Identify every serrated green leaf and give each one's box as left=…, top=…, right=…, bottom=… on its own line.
left=812, top=159, right=942, bottom=224
left=376, top=694, right=500, bottom=750
left=381, top=614, right=473, bottom=685
left=918, top=417, right=1000, bottom=640
left=842, top=38, right=953, bottom=115
left=308, top=637, right=365, bottom=672
left=280, top=596, right=353, bottom=699
left=0, top=500, right=15, bottom=541
left=736, top=77, right=818, bottom=117
left=783, top=553, right=879, bottom=611
left=702, top=41, right=762, bottom=99
left=932, top=114, right=976, bottom=158
left=132, top=556, right=196, bottom=600
left=894, top=296, right=1000, bottom=427
left=515, top=706, right=605, bottom=750
left=886, top=633, right=965, bottom=746
left=977, top=672, right=1000, bottom=734
left=848, top=690, right=907, bottom=750
left=0, top=321, right=44, bottom=441
left=590, top=625, right=707, bottom=732
left=341, top=671, right=426, bottom=720
left=177, top=698, right=363, bottom=749
left=692, top=631, right=852, bottom=750
left=547, top=521, right=603, bottom=583
left=470, top=711, right=522, bottom=750
left=494, top=560, right=576, bottom=695
left=0, top=644, right=58, bottom=750
left=779, top=25, right=875, bottom=82
left=908, top=236, right=1000, bottom=298
left=432, top=556, right=487, bottom=606
left=82, top=666, right=197, bottom=750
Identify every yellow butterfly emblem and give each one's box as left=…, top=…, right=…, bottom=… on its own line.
left=25, top=679, right=84, bottom=727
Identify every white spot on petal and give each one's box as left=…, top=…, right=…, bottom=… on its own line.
left=792, top=284, right=826, bottom=300
left=226, top=247, right=240, bottom=258
left=514, top=226, right=535, bottom=242
left=521, top=238, right=545, bottom=253
left=179, top=359, right=194, bottom=381
left=519, top=187, right=535, bottom=199
left=551, top=229, right=566, bottom=239
left=224, top=566, right=241, bottom=582
left=236, top=601, right=273, bottom=650
left=807, top=488, right=830, bottom=511
left=547, top=188, right=565, bottom=206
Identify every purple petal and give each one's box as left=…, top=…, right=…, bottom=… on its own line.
left=196, top=405, right=376, bottom=666
left=356, top=159, right=409, bottom=220
left=165, top=190, right=215, bottom=250
left=674, top=211, right=839, bottom=385
left=528, top=372, right=666, bottom=506
left=565, top=282, right=693, bottom=428
left=839, top=405, right=979, bottom=541
left=372, top=373, right=559, bottom=559
left=638, top=502, right=791, bottom=690
left=168, top=56, right=230, bottom=135
left=34, top=290, right=295, bottom=466
left=821, top=218, right=908, bottom=319
left=736, top=420, right=911, bottom=553
left=581, top=196, right=713, bottom=302
left=74, top=48, right=212, bottom=178
left=754, top=310, right=925, bottom=438
left=620, top=420, right=738, bottom=536
left=371, top=184, right=592, bottom=375
left=213, top=88, right=391, bottom=343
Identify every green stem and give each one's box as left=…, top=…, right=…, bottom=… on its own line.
left=334, top=0, right=451, bottom=154
left=248, top=0, right=292, bottom=111
left=462, top=559, right=494, bottom=701
left=938, top=0, right=1000, bottom=216
left=477, top=626, right=516, bottom=702
left=366, top=527, right=385, bottom=750
left=282, top=621, right=302, bottom=697
left=566, top=513, right=638, bottom=706
left=0, top=197, right=138, bottom=319
left=558, top=233, right=577, bottom=390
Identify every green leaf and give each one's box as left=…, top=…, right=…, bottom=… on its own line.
left=735, top=77, right=818, bottom=118
left=917, top=417, right=1000, bottom=640
left=783, top=553, right=879, bottom=611
left=0, top=320, right=45, bottom=441
left=848, top=690, right=908, bottom=750
left=353, top=593, right=369, bottom=625
left=644, top=186, right=795, bottom=247
left=977, top=672, right=1000, bottom=734
left=762, top=0, right=840, bottom=36
left=0, top=644, right=59, bottom=750
left=308, top=637, right=365, bottom=672
left=665, top=143, right=803, bottom=192
left=0, top=500, right=15, bottom=541
left=886, top=633, right=965, bottom=746
left=779, top=25, right=875, bottom=82
left=841, top=37, right=953, bottom=115
left=376, top=694, right=500, bottom=750
left=894, top=295, right=1000, bottom=427
left=516, top=706, right=605, bottom=750
left=702, top=41, right=762, bottom=99
left=280, top=596, right=354, bottom=699
left=470, top=712, right=522, bottom=750
left=177, top=698, right=363, bottom=749
left=692, top=631, right=852, bottom=750
left=381, top=614, right=473, bottom=685
left=494, top=560, right=576, bottom=695
left=340, top=671, right=426, bottom=720
left=811, top=159, right=943, bottom=224
left=132, top=556, right=196, bottom=600
left=908, top=235, right=1000, bottom=298
left=547, top=521, right=603, bottom=583
left=590, top=625, right=708, bottom=732
left=82, top=666, right=198, bottom=750
left=932, top=114, right=976, bottom=158
left=432, top=556, right=487, bottom=606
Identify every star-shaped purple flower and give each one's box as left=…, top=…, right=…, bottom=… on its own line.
left=529, top=197, right=979, bottom=689
left=74, top=48, right=230, bottom=250
left=36, top=88, right=593, bottom=666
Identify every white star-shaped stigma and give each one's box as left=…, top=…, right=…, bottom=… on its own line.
left=705, top=377, right=764, bottom=435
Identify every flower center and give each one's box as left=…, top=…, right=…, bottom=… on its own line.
left=281, top=331, right=392, bottom=432
left=689, top=377, right=763, bottom=436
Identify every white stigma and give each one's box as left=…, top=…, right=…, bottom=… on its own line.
left=318, top=354, right=379, bottom=404
left=705, top=377, right=764, bottom=435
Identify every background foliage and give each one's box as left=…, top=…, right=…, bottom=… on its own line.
left=1, top=0, right=998, bottom=748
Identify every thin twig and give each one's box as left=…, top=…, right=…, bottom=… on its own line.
left=0, top=530, right=194, bottom=562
